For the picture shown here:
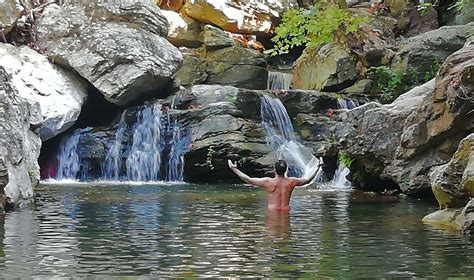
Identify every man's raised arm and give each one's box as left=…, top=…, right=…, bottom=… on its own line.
left=293, top=160, right=322, bottom=187
left=228, top=160, right=270, bottom=188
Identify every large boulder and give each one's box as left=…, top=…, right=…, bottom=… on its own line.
left=172, top=54, right=208, bottom=86
left=393, top=23, right=474, bottom=83
left=292, top=44, right=358, bottom=92
left=205, top=45, right=268, bottom=89
left=430, top=134, right=474, bottom=209
left=0, top=0, right=20, bottom=34
left=36, top=1, right=183, bottom=107
left=0, top=66, right=41, bottom=213
left=385, top=0, right=438, bottom=37
left=332, top=42, right=474, bottom=194
left=0, top=44, right=88, bottom=141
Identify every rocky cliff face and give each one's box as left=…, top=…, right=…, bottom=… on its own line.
left=0, top=66, right=41, bottom=213
left=332, top=42, right=474, bottom=194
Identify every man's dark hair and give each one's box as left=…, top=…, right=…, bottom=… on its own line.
left=275, top=160, right=287, bottom=176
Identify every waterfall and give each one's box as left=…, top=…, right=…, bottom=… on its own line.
left=259, top=95, right=320, bottom=178
left=126, top=104, right=164, bottom=182
left=56, top=128, right=84, bottom=180
left=103, top=114, right=127, bottom=180
left=331, top=98, right=361, bottom=188
left=166, top=119, right=189, bottom=182
left=102, top=103, right=189, bottom=182
left=267, top=71, right=293, bottom=90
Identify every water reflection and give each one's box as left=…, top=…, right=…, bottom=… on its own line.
left=0, top=184, right=473, bottom=278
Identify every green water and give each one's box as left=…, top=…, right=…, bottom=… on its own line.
left=0, top=183, right=473, bottom=278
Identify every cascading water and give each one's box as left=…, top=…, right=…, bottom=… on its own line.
left=126, top=104, right=164, bottom=182
left=259, top=95, right=320, bottom=178
left=103, top=114, right=127, bottom=180
left=166, top=119, right=189, bottom=182
left=56, top=128, right=85, bottom=180
left=267, top=71, right=293, bottom=91
left=331, top=98, right=361, bottom=188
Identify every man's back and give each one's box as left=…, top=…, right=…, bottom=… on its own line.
left=263, top=176, right=299, bottom=211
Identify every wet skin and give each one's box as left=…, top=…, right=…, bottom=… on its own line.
left=228, top=160, right=320, bottom=211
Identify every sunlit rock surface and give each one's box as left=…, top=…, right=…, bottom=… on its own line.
left=0, top=0, right=20, bottom=34
left=423, top=199, right=474, bottom=234
left=430, top=134, right=474, bottom=209
left=0, top=66, right=41, bottom=213
left=292, top=44, right=358, bottom=92
left=162, top=10, right=202, bottom=47
left=36, top=1, right=182, bottom=106
left=332, top=42, right=474, bottom=194
left=181, top=0, right=297, bottom=35
left=0, top=44, right=88, bottom=141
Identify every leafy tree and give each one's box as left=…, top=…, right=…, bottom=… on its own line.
left=265, top=2, right=367, bottom=56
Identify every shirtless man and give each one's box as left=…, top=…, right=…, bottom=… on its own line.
left=228, top=159, right=321, bottom=211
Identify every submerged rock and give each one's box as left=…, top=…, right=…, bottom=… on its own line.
left=36, top=1, right=182, bottom=106
left=332, top=42, right=474, bottom=194
left=0, top=44, right=88, bottom=141
left=0, top=66, right=41, bottom=213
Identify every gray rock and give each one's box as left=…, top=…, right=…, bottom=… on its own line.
left=332, top=42, right=474, bottom=194
left=393, top=23, right=474, bottom=83
left=0, top=66, right=41, bottom=213
left=36, top=2, right=183, bottom=106
left=200, top=25, right=236, bottom=50
left=0, top=0, right=20, bottom=34
left=206, top=45, right=268, bottom=90
left=0, top=44, right=88, bottom=141
left=172, top=54, right=208, bottom=86
left=292, top=44, right=358, bottom=92
left=430, top=134, right=474, bottom=209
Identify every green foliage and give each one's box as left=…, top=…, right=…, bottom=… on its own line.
left=423, top=58, right=443, bottom=82
left=368, top=66, right=404, bottom=103
left=339, top=153, right=354, bottom=168
left=416, top=2, right=434, bottom=16
left=206, top=146, right=216, bottom=170
left=449, top=0, right=469, bottom=12
left=265, top=3, right=367, bottom=56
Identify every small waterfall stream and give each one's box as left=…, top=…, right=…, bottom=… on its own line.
left=267, top=71, right=293, bottom=91
left=56, top=128, right=87, bottom=180
left=331, top=98, right=361, bottom=188
left=260, top=95, right=320, bottom=178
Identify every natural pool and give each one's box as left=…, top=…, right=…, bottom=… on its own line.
left=0, top=183, right=473, bottom=278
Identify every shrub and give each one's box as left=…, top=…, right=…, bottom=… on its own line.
left=265, top=3, right=367, bottom=56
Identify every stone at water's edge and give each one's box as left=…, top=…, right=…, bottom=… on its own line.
left=422, top=199, right=474, bottom=234
left=0, top=44, right=88, bottom=141
left=0, top=0, right=20, bottom=35
left=332, top=42, right=474, bottom=194
left=430, top=134, right=474, bottom=209
left=292, top=44, right=358, bottom=92
left=0, top=66, right=41, bottom=213
left=36, top=1, right=183, bottom=107
left=393, top=23, right=474, bottom=83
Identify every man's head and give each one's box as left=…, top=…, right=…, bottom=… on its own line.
left=274, top=160, right=287, bottom=176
